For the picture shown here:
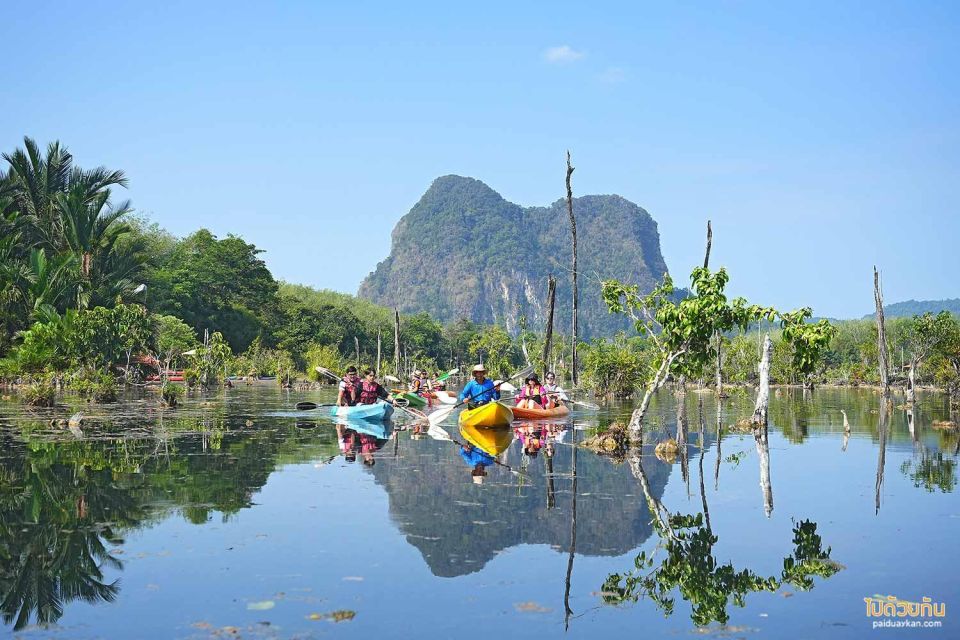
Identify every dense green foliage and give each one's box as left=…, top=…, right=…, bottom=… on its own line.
left=359, top=175, right=670, bottom=338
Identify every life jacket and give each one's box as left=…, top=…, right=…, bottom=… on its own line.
left=340, top=378, right=361, bottom=406
left=520, top=384, right=545, bottom=406
left=359, top=380, right=382, bottom=405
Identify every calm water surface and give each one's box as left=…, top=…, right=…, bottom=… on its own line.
left=0, top=385, right=957, bottom=638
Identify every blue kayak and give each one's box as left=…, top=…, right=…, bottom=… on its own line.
left=328, top=401, right=394, bottom=423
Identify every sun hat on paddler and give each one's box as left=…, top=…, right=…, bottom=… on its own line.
left=472, top=364, right=487, bottom=373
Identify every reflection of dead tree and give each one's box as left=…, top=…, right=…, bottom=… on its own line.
left=698, top=397, right=712, bottom=532
left=563, top=427, right=578, bottom=630
left=841, top=410, right=850, bottom=452
left=545, top=454, right=556, bottom=510
left=629, top=450, right=677, bottom=540
left=714, top=396, right=722, bottom=491
left=677, top=388, right=689, bottom=493
left=752, top=334, right=774, bottom=517
left=875, top=400, right=889, bottom=515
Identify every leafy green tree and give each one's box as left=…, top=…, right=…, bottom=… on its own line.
left=780, top=309, right=837, bottom=389
left=602, top=267, right=777, bottom=427
left=468, top=325, right=515, bottom=378
left=146, top=230, right=279, bottom=351
left=153, top=315, right=197, bottom=377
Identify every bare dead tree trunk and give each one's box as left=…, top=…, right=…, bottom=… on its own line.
left=703, top=220, right=712, bottom=269
left=542, top=274, right=556, bottom=372
left=376, top=329, right=381, bottom=378
left=566, top=151, right=578, bottom=386
left=715, top=333, right=723, bottom=395
left=393, top=309, right=401, bottom=374
left=752, top=334, right=773, bottom=426
left=354, top=336, right=360, bottom=367
left=874, top=267, right=890, bottom=400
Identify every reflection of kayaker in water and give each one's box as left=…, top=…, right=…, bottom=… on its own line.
left=460, top=444, right=496, bottom=484
left=515, top=423, right=544, bottom=458
left=459, top=443, right=494, bottom=484
left=336, top=423, right=358, bottom=463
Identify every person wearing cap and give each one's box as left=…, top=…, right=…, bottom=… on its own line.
left=458, top=364, right=500, bottom=408
left=337, top=366, right=361, bottom=406
left=515, top=374, right=546, bottom=410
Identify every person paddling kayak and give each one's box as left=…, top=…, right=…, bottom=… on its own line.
left=337, top=366, right=362, bottom=406
left=515, top=374, right=546, bottom=410
left=542, top=371, right=567, bottom=409
left=458, top=364, right=500, bottom=408
left=358, top=369, right=390, bottom=405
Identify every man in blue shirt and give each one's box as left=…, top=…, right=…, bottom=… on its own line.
left=458, top=364, right=500, bottom=408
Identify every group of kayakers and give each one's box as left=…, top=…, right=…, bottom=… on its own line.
left=458, top=364, right=567, bottom=410
left=335, top=362, right=567, bottom=411
left=336, top=366, right=390, bottom=407
left=336, top=366, right=450, bottom=407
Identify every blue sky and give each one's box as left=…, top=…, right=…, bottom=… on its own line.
left=3, top=1, right=957, bottom=318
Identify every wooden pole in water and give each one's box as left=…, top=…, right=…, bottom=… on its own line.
left=394, top=309, right=401, bottom=375
left=566, top=151, right=578, bottom=386
left=874, top=267, right=890, bottom=400
left=542, top=274, right=556, bottom=373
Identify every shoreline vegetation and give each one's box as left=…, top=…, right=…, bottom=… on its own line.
left=1, top=137, right=958, bottom=410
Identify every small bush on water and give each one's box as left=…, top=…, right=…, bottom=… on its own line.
left=23, top=378, right=56, bottom=407
left=71, top=370, right=118, bottom=403
left=160, top=382, right=184, bottom=407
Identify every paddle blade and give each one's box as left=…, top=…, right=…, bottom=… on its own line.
left=314, top=366, right=339, bottom=381
left=435, top=390, right=456, bottom=405
left=426, top=423, right=453, bottom=441
left=428, top=405, right=455, bottom=427
left=436, top=368, right=458, bottom=382
left=384, top=375, right=401, bottom=383
left=296, top=401, right=319, bottom=410
left=511, top=365, right=535, bottom=381
left=499, top=382, right=517, bottom=393
left=571, top=399, right=600, bottom=410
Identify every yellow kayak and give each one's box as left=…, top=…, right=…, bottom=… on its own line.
left=458, top=401, right=514, bottom=429
left=459, top=422, right=513, bottom=456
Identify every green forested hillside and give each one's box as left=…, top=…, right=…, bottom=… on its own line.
left=865, top=299, right=960, bottom=319
left=358, top=175, right=670, bottom=338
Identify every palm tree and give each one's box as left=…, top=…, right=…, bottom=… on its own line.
left=55, top=183, right=142, bottom=308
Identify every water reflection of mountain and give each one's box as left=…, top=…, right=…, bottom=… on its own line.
left=367, top=436, right=676, bottom=578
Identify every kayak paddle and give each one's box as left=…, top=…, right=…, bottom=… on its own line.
left=427, top=365, right=533, bottom=427
left=296, top=401, right=336, bottom=411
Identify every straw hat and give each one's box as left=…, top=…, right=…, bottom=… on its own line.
left=471, top=364, right=487, bottom=373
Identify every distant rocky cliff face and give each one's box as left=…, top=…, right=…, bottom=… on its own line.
left=358, top=175, right=670, bottom=338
